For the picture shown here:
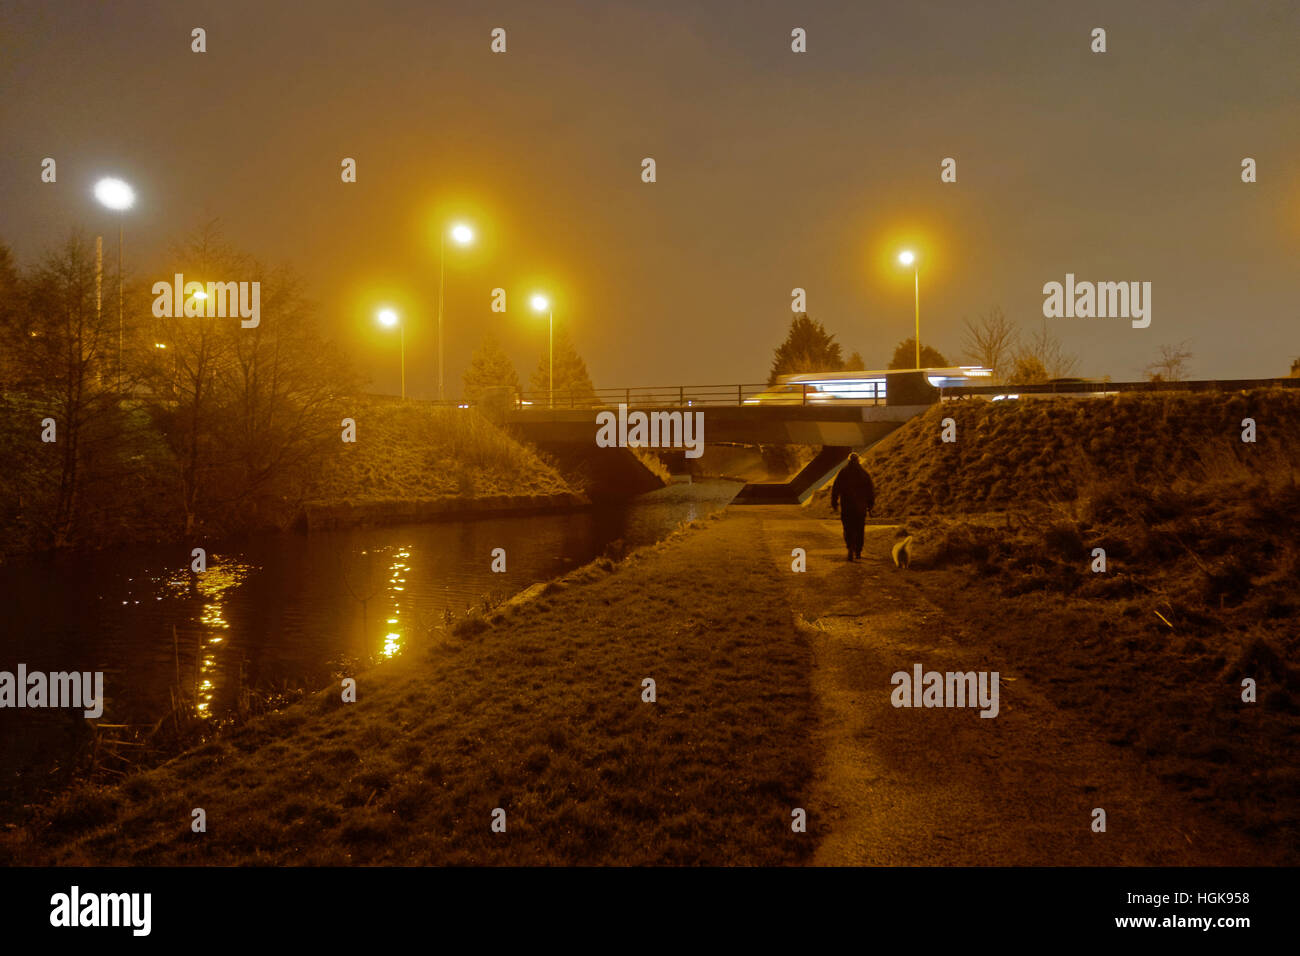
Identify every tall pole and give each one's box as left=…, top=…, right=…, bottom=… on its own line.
left=400, top=320, right=406, bottom=401
left=437, top=232, right=445, bottom=402
left=913, top=264, right=920, bottom=369
left=118, top=219, right=124, bottom=392
left=548, top=310, right=554, bottom=409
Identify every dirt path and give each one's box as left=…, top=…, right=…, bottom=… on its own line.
left=751, top=506, right=1264, bottom=865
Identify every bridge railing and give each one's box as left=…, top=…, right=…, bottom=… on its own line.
left=366, top=376, right=1300, bottom=409
left=516, top=384, right=772, bottom=408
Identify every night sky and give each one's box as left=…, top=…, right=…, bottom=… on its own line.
left=3, top=0, right=1298, bottom=396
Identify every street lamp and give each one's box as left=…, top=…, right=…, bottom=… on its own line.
left=377, top=307, right=405, bottom=400
left=94, top=177, right=134, bottom=391
left=531, top=294, right=552, bottom=408
left=898, top=250, right=920, bottom=369
left=438, top=221, right=475, bottom=402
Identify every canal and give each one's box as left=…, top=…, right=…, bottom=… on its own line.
left=0, top=480, right=740, bottom=803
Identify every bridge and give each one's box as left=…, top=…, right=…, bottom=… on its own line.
left=502, top=372, right=942, bottom=504
left=500, top=374, right=1300, bottom=504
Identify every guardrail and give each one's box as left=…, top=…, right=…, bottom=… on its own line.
left=515, top=382, right=894, bottom=408
left=941, top=377, right=1300, bottom=398
left=516, top=384, right=772, bottom=408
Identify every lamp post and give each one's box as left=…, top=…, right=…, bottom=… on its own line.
left=438, top=222, right=475, bottom=402
left=378, top=307, right=404, bottom=400
left=94, top=177, right=134, bottom=391
left=898, top=250, right=919, bottom=368
left=531, top=294, right=552, bottom=408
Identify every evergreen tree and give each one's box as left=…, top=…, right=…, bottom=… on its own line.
left=529, top=326, right=596, bottom=405
left=768, top=314, right=844, bottom=385
left=462, top=333, right=521, bottom=401
left=887, top=338, right=950, bottom=370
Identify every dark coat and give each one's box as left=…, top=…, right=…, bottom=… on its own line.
left=831, top=459, right=875, bottom=514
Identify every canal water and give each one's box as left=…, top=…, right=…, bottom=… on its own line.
left=0, top=480, right=740, bottom=800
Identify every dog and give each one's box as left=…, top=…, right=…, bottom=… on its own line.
left=891, top=535, right=913, bottom=570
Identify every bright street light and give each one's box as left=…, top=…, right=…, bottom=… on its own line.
left=438, top=220, right=476, bottom=402
left=531, top=294, right=553, bottom=408
left=898, top=250, right=920, bottom=368
left=377, top=307, right=405, bottom=399
left=93, top=178, right=135, bottom=211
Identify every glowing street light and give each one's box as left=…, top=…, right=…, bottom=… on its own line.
left=531, top=294, right=553, bottom=408
left=377, top=307, right=405, bottom=400
left=93, top=178, right=134, bottom=211
left=94, top=176, right=135, bottom=391
left=438, top=221, right=475, bottom=402
left=898, top=250, right=920, bottom=368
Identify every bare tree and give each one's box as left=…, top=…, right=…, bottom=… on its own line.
left=144, top=223, right=358, bottom=535
left=1010, top=322, right=1079, bottom=382
left=961, top=306, right=1018, bottom=382
left=1144, top=343, right=1193, bottom=382
left=21, top=233, right=126, bottom=546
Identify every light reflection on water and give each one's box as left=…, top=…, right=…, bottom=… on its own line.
left=0, top=480, right=739, bottom=788
left=159, top=562, right=251, bottom=716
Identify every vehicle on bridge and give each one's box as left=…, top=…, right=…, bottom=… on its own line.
left=744, top=367, right=992, bottom=406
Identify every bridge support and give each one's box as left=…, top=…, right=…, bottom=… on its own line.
left=731, top=445, right=853, bottom=505
left=530, top=442, right=666, bottom=501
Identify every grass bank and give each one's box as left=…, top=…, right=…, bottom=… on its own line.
left=2, top=513, right=816, bottom=865
left=307, top=402, right=574, bottom=505
left=809, top=389, right=1300, bottom=856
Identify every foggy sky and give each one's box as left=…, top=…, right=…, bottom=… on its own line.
left=3, top=0, right=1298, bottom=396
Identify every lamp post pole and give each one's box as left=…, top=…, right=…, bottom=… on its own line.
left=377, top=308, right=403, bottom=399
left=93, top=178, right=134, bottom=393
left=898, top=250, right=920, bottom=369
left=913, top=263, right=920, bottom=369
left=118, top=219, right=124, bottom=392
left=438, top=232, right=445, bottom=402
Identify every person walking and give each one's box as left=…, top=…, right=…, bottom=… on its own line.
left=830, top=453, right=875, bottom=561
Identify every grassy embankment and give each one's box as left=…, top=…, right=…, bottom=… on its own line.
left=308, top=402, right=574, bottom=503
left=2, top=513, right=816, bottom=865
left=301, top=402, right=581, bottom=526
left=811, top=389, right=1300, bottom=855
